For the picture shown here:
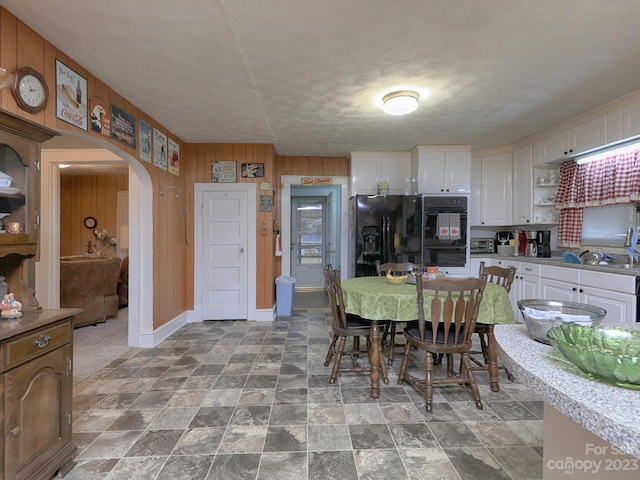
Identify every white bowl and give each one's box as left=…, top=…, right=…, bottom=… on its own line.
left=0, top=171, right=12, bottom=188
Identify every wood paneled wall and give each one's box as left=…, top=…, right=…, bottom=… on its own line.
left=60, top=174, right=128, bottom=257
left=0, top=7, right=353, bottom=321
left=0, top=8, right=188, bottom=328
left=184, top=143, right=276, bottom=310
left=274, top=155, right=350, bottom=276
left=276, top=156, right=350, bottom=178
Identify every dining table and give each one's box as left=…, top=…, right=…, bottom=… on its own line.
left=340, top=276, right=516, bottom=398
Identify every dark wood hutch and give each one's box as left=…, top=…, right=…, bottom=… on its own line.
left=0, top=109, right=80, bottom=480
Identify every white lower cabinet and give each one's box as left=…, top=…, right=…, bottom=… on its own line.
left=495, top=259, right=540, bottom=320
left=469, top=257, right=491, bottom=277
left=540, top=265, right=637, bottom=325
left=489, top=260, right=638, bottom=324
left=581, top=287, right=636, bottom=325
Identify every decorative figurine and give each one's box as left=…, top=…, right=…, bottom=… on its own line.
left=0, top=293, right=23, bottom=318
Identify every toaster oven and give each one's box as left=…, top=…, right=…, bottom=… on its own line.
left=470, top=238, right=494, bottom=254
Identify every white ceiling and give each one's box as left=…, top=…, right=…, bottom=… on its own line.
left=2, top=0, right=640, bottom=157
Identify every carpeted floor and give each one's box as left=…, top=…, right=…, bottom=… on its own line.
left=73, top=308, right=138, bottom=385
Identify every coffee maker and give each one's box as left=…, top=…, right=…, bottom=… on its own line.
left=524, top=231, right=537, bottom=257
left=536, top=230, right=552, bottom=258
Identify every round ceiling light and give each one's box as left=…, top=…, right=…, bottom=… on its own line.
left=382, top=90, right=419, bottom=115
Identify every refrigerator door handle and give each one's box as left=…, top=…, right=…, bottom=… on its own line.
left=383, top=216, right=390, bottom=263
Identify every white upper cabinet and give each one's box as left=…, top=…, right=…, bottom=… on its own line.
left=533, top=131, right=569, bottom=166
left=350, top=151, right=411, bottom=196
left=512, top=144, right=533, bottom=226
left=480, top=152, right=513, bottom=226
left=622, top=99, right=640, bottom=139
left=533, top=115, right=606, bottom=165
left=570, top=116, right=607, bottom=154
left=410, top=146, right=471, bottom=194
left=470, top=156, right=482, bottom=225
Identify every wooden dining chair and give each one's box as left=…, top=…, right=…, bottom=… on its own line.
left=470, top=261, right=516, bottom=383
left=324, top=264, right=369, bottom=354
left=324, top=271, right=388, bottom=384
left=375, top=260, right=416, bottom=365
left=398, top=274, right=487, bottom=413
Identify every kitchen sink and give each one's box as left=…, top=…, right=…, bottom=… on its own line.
left=601, top=263, right=640, bottom=271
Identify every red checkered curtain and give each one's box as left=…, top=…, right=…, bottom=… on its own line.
left=557, top=208, right=584, bottom=249
left=556, top=160, right=584, bottom=248
left=555, top=148, right=640, bottom=248
left=612, top=150, right=640, bottom=203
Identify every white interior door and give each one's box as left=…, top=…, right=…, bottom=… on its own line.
left=291, top=197, right=326, bottom=289
left=202, top=189, right=248, bottom=319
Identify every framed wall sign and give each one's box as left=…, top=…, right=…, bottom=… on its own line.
left=153, top=128, right=168, bottom=169
left=138, top=119, right=152, bottom=162
left=168, top=138, right=180, bottom=176
left=110, top=103, right=136, bottom=148
left=211, top=161, right=237, bottom=183
left=55, top=59, right=88, bottom=130
left=90, top=99, right=110, bottom=137
left=241, top=163, right=264, bottom=178
left=259, top=195, right=273, bottom=212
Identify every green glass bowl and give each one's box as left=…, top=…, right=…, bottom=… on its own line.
left=547, top=323, right=640, bottom=389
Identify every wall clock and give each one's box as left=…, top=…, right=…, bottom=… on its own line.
left=11, top=66, right=49, bottom=114
left=83, top=216, right=97, bottom=229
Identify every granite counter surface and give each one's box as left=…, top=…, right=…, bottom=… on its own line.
left=473, top=253, right=640, bottom=277
left=494, top=324, right=640, bottom=459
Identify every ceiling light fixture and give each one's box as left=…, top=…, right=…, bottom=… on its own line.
left=382, top=90, right=419, bottom=115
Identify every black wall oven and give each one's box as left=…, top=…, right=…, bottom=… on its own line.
left=423, top=196, right=468, bottom=268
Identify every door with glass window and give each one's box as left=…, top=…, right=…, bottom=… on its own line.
left=291, top=197, right=328, bottom=288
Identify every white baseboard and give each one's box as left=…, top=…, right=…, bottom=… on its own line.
left=254, top=307, right=276, bottom=321
left=137, top=309, right=276, bottom=347
left=188, top=308, right=275, bottom=323
left=137, top=311, right=190, bottom=348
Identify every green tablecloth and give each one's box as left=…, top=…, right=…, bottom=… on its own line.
left=340, top=276, right=516, bottom=324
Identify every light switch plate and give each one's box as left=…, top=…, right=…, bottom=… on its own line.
left=259, top=182, right=270, bottom=191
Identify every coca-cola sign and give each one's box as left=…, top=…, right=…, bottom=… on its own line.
left=59, top=108, right=84, bottom=125
left=55, top=59, right=87, bottom=130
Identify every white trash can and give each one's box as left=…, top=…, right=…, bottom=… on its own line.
left=275, top=275, right=296, bottom=316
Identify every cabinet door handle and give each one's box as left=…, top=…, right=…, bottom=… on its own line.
left=33, top=335, right=50, bottom=348
left=9, top=426, right=19, bottom=436
left=572, top=287, right=577, bottom=292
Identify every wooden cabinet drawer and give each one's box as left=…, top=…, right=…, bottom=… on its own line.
left=0, top=320, right=71, bottom=372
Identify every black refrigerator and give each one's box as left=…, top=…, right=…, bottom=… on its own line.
left=350, top=194, right=423, bottom=277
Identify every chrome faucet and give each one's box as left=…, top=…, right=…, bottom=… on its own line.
left=624, top=227, right=640, bottom=263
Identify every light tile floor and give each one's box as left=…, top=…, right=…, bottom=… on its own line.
left=67, top=309, right=543, bottom=480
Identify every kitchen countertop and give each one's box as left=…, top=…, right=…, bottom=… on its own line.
left=472, top=253, right=640, bottom=277
left=494, top=324, right=640, bottom=459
